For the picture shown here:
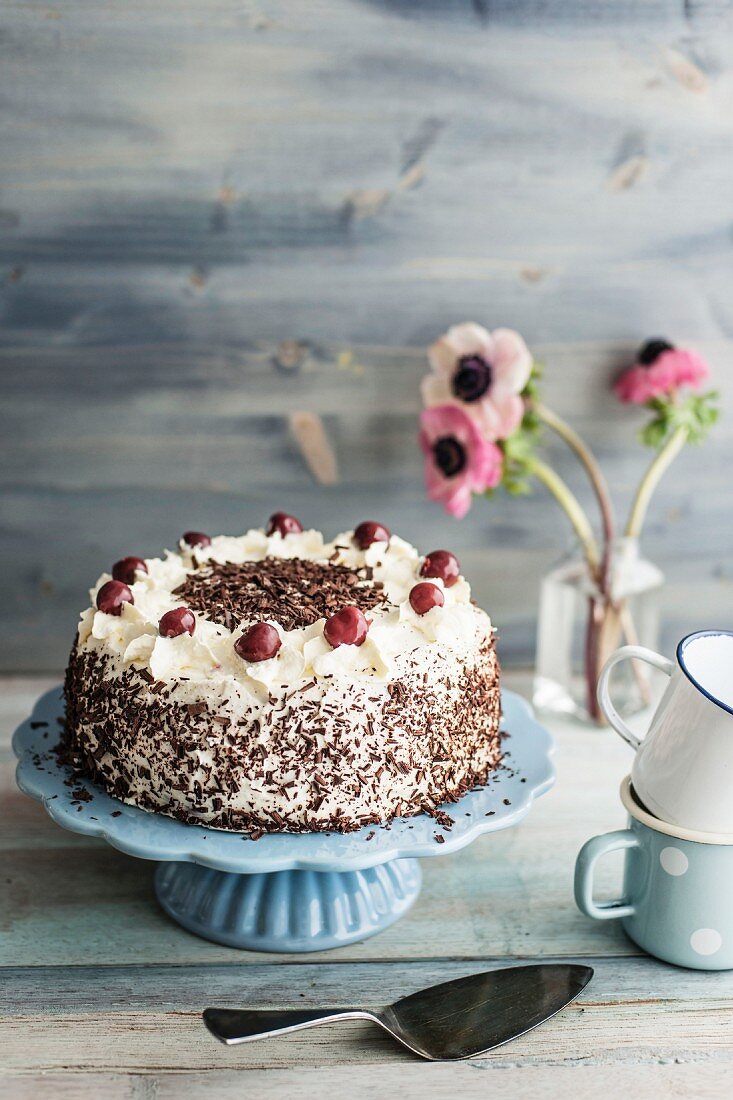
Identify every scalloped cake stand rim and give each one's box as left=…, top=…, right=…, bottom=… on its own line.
left=14, top=686, right=555, bottom=875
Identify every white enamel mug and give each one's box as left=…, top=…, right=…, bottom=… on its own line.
left=597, top=630, right=733, bottom=835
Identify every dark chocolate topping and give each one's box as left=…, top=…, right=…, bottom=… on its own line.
left=172, top=556, right=388, bottom=632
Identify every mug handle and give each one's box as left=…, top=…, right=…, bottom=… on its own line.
left=597, top=645, right=675, bottom=751
left=574, top=830, right=639, bottom=921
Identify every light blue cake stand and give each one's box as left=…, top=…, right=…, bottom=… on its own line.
left=14, top=687, right=554, bottom=953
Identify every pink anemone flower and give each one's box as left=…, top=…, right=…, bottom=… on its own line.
left=419, top=404, right=503, bottom=519
left=421, top=323, right=532, bottom=440
left=614, top=339, right=710, bottom=405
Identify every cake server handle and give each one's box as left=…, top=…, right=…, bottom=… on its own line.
left=203, top=1006, right=376, bottom=1045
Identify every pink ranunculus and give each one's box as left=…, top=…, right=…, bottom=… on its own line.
left=421, top=322, right=532, bottom=440
left=419, top=404, right=503, bottom=519
left=614, top=341, right=710, bottom=405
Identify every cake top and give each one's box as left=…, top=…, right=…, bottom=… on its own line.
left=76, top=515, right=492, bottom=697
left=173, top=557, right=388, bottom=632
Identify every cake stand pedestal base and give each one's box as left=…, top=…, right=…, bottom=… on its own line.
left=15, top=687, right=554, bottom=954
left=154, top=858, right=422, bottom=953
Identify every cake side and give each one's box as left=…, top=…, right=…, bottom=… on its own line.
left=63, top=634, right=501, bottom=833
left=61, top=524, right=502, bottom=833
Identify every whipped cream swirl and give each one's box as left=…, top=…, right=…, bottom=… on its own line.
left=76, top=528, right=492, bottom=699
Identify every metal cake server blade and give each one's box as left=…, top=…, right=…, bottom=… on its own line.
left=203, top=963, right=593, bottom=1061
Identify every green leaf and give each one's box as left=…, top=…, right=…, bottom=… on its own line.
left=639, top=390, right=720, bottom=449
left=497, top=416, right=542, bottom=496
left=520, top=360, right=544, bottom=403
left=640, top=418, right=669, bottom=449
left=478, top=359, right=549, bottom=499
left=505, top=477, right=532, bottom=496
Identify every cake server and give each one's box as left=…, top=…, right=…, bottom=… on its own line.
left=203, top=963, right=593, bottom=1061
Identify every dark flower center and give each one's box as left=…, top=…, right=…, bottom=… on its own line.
left=452, top=354, right=493, bottom=402
left=638, top=338, right=674, bottom=366
left=433, top=436, right=467, bottom=478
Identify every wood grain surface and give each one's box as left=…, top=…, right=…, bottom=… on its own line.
left=3, top=4, right=733, bottom=1094
left=2, top=673, right=732, bottom=1096
left=2, top=2, right=733, bottom=670
left=2, top=339, right=732, bottom=671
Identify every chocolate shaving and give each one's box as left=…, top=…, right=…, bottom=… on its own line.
left=60, top=591, right=503, bottom=836
left=173, top=556, right=387, bottom=632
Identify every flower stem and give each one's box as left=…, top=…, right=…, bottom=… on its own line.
left=535, top=402, right=616, bottom=591
left=584, top=595, right=604, bottom=723
left=530, top=457, right=601, bottom=576
left=625, top=425, right=688, bottom=539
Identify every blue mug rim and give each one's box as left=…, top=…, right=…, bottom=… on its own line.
left=622, top=777, right=733, bottom=845
left=677, top=629, right=733, bottom=718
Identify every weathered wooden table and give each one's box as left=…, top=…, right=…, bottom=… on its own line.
left=2, top=674, right=731, bottom=1098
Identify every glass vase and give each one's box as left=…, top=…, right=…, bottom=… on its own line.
left=533, top=537, right=664, bottom=723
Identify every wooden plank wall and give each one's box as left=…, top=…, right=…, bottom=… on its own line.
left=1, top=1, right=732, bottom=671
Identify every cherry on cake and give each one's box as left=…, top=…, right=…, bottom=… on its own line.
left=62, top=519, right=502, bottom=833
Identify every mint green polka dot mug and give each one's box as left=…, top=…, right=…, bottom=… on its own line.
left=575, top=778, right=733, bottom=970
